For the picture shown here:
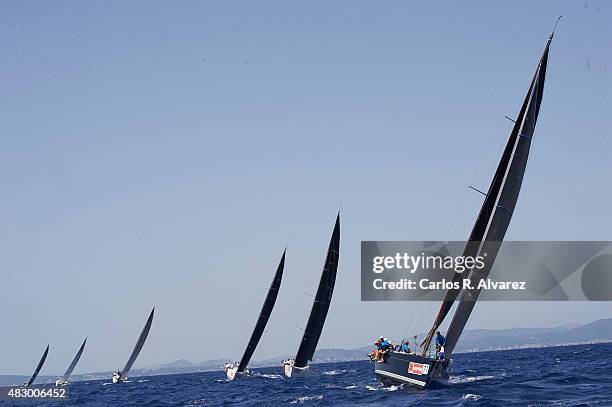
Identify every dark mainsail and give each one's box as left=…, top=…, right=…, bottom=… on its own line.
left=373, top=28, right=555, bottom=389
left=237, top=250, right=286, bottom=372
left=26, top=345, right=49, bottom=387
left=422, top=31, right=554, bottom=356
left=59, top=338, right=87, bottom=383
left=120, top=307, right=155, bottom=380
left=440, top=33, right=553, bottom=355
left=294, top=214, right=340, bottom=368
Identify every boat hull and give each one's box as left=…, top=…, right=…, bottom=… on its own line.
left=282, top=361, right=308, bottom=378
left=374, top=351, right=452, bottom=389
left=111, top=372, right=128, bottom=384
left=226, top=366, right=237, bottom=381
left=55, top=378, right=68, bottom=386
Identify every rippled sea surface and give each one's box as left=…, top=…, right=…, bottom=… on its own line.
left=6, top=343, right=612, bottom=406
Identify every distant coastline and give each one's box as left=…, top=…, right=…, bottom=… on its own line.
left=2, top=318, right=610, bottom=386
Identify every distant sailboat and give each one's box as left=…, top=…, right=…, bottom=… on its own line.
left=374, top=27, right=556, bottom=388
left=24, top=345, right=49, bottom=387
left=225, top=249, right=286, bottom=380
left=112, top=307, right=155, bottom=383
left=56, top=338, right=87, bottom=386
left=283, top=213, right=340, bottom=378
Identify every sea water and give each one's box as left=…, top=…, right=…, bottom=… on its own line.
left=4, top=343, right=611, bottom=406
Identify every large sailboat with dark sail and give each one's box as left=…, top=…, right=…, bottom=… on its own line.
left=224, top=249, right=286, bottom=380
left=374, top=27, right=556, bottom=388
left=23, top=345, right=49, bottom=387
left=112, top=307, right=155, bottom=383
left=56, top=338, right=87, bottom=386
left=282, top=213, right=340, bottom=378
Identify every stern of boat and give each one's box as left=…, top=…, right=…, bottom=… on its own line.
left=55, top=378, right=68, bottom=386
left=374, top=351, right=446, bottom=389
left=111, top=372, right=127, bottom=384
left=282, top=359, right=294, bottom=378
left=224, top=362, right=239, bottom=381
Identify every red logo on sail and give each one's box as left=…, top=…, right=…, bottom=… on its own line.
left=408, top=362, right=429, bottom=375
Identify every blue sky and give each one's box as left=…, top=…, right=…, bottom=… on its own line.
left=1, top=0, right=611, bottom=374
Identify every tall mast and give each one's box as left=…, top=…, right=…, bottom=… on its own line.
left=26, top=345, right=49, bottom=387
left=294, top=213, right=340, bottom=368
left=120, top=307, right=155, bottom=380
left=59, top=338, right=87, bottom=383
left=422, top=31, right=554, bottom=355
left=237, top=249, right=285, bottom=372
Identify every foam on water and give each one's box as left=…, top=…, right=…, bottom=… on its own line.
left=450, top=375, right=496, bottom=384
left=290, top=395, right=323, bottom=404
left=366, top=383, right=403, bottom=392
left=256, top=373, right=283, bottom=379
left=322, top=369, right=355, bottom=376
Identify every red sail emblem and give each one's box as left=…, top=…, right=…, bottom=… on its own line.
left=408, top=362, right=429, bottom=375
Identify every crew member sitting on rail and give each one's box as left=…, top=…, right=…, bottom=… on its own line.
left=368, top=337, right=383, bottom=361
left=401, top=339, right=410, bottom=353
left=369, top=337, right=392, bottom=362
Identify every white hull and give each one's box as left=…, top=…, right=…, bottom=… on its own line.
left=225, top=366, right=238, bottom=381
left=111, top=372, right=127, bottom=384
left=282, top=360, right=307, bottom=378
left=283, top=363, right=293, bottom=378
left=55, top=378, right=68, bottom=386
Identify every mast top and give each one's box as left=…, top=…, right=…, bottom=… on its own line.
left=550, top=15, right=562, bottom=39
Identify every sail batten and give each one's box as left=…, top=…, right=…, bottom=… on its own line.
left=237, top=250, right=286, bottom=372
left=120, top=307, right=155, bottom=380
left=293, top=214, right=340, bottom=368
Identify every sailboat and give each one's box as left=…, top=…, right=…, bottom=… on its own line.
left=56, top=338, right=87, bottom=386
left=112, top=307, right=155, bottom=383
left=225, top=249, right=286, bottom=380
left=282, top=213, right=340, bottom=378
left=374, top=26, right=556, bottom=388
left=23, top=345, right=49, bottom=387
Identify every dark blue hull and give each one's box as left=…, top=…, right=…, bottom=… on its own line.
left=374, top=351, right=452, bottom=389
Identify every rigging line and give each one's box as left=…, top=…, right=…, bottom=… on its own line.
left=443, top=187, right=470, bottom=241
left=415, top=301, right=434, bottom=338
left=553, top=16, right=562, bottom=34
left=287, top=326, right=299, bottom=355
left=445, top=117, right=507, bottom=242
left=288, top=272, right=311, bottom=354
left=416, top=302, right=436, bottom=353
left=403, top=301, right=420, bottom=339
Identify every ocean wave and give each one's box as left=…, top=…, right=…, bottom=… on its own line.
left=462, top=393, right=482, bottom=401
left=322, top=369, right=355, bottom=376
left=290, top=395, right=323, bottom=404
left=450, top=375, right=496, bottom=384
left=323, top=383, right=358, bottom=390
left=257, top=373, right=284, bottom=379
left=366, top=383, right=403, bottom=392
left=183, top=399, right=206, bottom=406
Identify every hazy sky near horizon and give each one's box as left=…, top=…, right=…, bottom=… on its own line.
left=1, top=0, right=611, bottom=375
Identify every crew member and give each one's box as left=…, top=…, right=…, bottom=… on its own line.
left=434, top=331, right=446, bottom=355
